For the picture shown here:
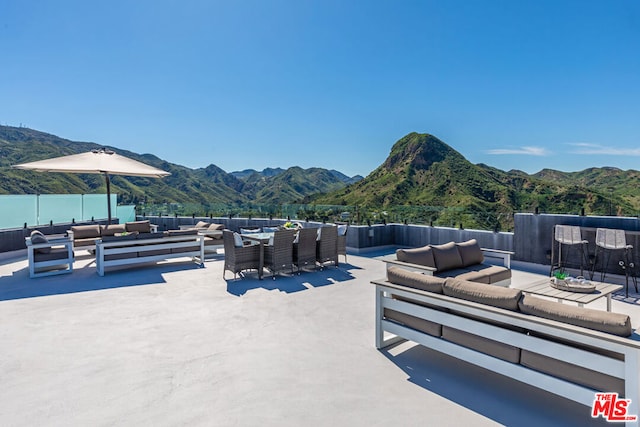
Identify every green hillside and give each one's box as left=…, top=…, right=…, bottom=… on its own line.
left=312, top=133, right=637, bottom=229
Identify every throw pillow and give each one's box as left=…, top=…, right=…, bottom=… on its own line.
left=30, top=230, right=51, bottom=254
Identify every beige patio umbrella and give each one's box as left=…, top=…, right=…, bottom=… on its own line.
left=13, top=148, right=170, bottom=224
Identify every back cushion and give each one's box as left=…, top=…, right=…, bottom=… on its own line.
left=101, top=224, right=126, bottom=236
left=457, top=239, right=484, bottom=267
left=208, top=223, right=225, bottom=231
left=194, top=221, right=210, bottom=229
left=71, top=224, right=101, bottom=239
left=396, top=245, right=436, bottom=268
left=125, top=220, right=151, bottom=234
left=431, top=242, right=464, bottom=271
left=519, top=294, right=632, bottom=337
left=443, top=278, right=522, bottom=311
left=387, top=266, right=444, bottom=293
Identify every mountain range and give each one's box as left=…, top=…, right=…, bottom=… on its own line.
left=1, top=126, right=639, bottom=230
left=0, top=126, right=360, bottom=209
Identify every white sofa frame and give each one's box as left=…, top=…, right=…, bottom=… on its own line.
left=95, top=234, right=205, bottom=276
left=373, top=279, right=640, bottom=426
left=25, top=236, right=74, bottom=278
left=383, top=247, right=513, bottom=287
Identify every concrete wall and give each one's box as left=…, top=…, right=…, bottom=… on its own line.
left=514, top=213, right=640, bottom=274
left=0, top=219, right=113, bottom=252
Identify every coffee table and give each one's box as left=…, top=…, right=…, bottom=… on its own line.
left=516, top=278, right=623, bottom=312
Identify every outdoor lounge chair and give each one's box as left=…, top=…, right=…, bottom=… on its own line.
left=26, top=230, right=74, bottom=278
left=263, top=228, right=296, bottom=279
left=316, top=225, right=338, bottom=269
left=293, top=227, right=317, bottom=272
left=222, top=230, right=261, bottom=279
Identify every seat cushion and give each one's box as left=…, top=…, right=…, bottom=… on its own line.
left=443, top=278, right=522, bottom=311
left=396, top=245, right=436, bottom=268
left=518, top=294, right=632, bottom=336
left=456, top=265, right=511, bottom=285
left=34, top=247, right=70, bottom=262
left=521, top=350, right=624, bottom=395
left=30, top=230, right=50, bottom=254
left=71, top=224, right=101, bottom=239
left=384, top=308, right=442, bottom=337
left=387, top=266, right=444, bottom=293
left=431, top=242, right=464, bottom=272
left=166, top=229, right=198, bottom=236
left=442, top=326, right=520, bottom=363
left=456, top=239, right=484, bottom=267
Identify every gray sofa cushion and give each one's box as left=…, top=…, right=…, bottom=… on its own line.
left=521, top=350, right=624, bottom=396
left=396, top=245, right=436, bottom=268
left=442, top=326, right=520, bottom=363
left=443, top=278, right=522, bottom=311
left=166, top=229, right=198, bottom=236
left=194, top=221, right=210, bottom=229
left=518, top=294, right=632, bottom=337
left=456, top=239, right=484, bottom=267
left=384, top=308, right=442, bottom=337
left=456, top=265, right=512, bottom=285
left=71, top=224, right=101, bottom=239
left=387, top=266, right=444, bottom=293
left=431, top=242, right=463, bottom=272
left=100, top=232, right=139, bottom=242
left=101, top=224, right=126, bottom=236
left=125, top=220, right=152, bottom=234
left=33, top=247, right=70, bottom=262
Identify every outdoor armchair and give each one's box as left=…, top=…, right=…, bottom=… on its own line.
left=26, top=230, right=74, bottom=278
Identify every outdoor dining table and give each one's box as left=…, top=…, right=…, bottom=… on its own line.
left=241, top=232, right=274, bottom=279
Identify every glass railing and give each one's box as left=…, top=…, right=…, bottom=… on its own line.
left=0, top=194, right=131, bottom=229
left=136, top=202, right=517, bottom=231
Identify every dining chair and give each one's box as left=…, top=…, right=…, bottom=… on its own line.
left=316, top=225, right=338, bottom=269
left=264, top=228, right=296, bottom=279
left=293, top=227, right=318, bottom=273
left=222, top=230, right=261, bottom=279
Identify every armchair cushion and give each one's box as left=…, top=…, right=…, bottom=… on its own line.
left=30, top=230, right=51, bottom=254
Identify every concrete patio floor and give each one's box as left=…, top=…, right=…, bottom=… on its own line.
left=1, top=249, right=639, bottom=426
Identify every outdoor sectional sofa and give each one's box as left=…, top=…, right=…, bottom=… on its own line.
left=68, top=220, right=159, bottom=252
left=384, top=239, right=513, bottom=287
left=372, top=267, right=640, bottom=417
left=95, top=229, right=205, bottom=276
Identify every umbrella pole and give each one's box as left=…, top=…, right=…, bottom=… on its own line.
left=105, top=172, right=112, bottom=225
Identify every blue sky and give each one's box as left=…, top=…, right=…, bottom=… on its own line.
left=1, top=0, right=639, bottom=177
